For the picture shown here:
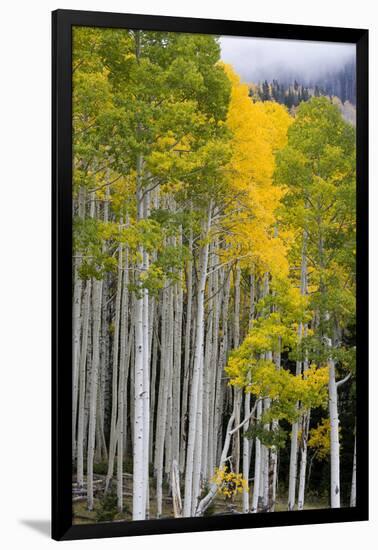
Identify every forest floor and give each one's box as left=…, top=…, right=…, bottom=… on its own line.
left=72, top=473, right=328, bottom=525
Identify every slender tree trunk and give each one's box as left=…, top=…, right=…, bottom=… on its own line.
left=164, top=285, right=174, bottom=482
left=329, top=358, right=341, bottom=508
left=297, top=410, right=310, bottom=510
left=98, top=276, right=109, bottom=464
left=105, top=246, right=122, bottom=491
left=208, top=264, right=220, bottom=478
left=87, top=277, right=103, bottom=510
left=268, top=351, right=280, bottom=512
left=127, top=292, right=135, bottom=453
left=172, top=250, right=183, bottom=468
left=72, top=269, right=83, bottom=461
left=96, top=185, right=110, bottom=466
left=214, top=268, right=230, bottom=465
left=76, top=278, right=92, bottom=487
left=129, top=317, right=135, bottom=450
left=288, top=403, right=299, bottom=509
left=269, top=430, right=278, bottom=512
left=133, top=150, right=147, bottom=520
left=180, top=232, right=193, bottom=473
left=232, top=389, right=242, bottom=474
left=192, top=357, right=204, bottom=514
left=155, top=285, right=171, bottom=518
left=196, top=399, right=261, bottom=516
left=72, top=186, right=85, bottom=460
left=195, top=412, right=235, bottom=516
left=242, top=391, right=251, bottom=513
left=171, top=459, right=183, bottom=518
left=251, top=399, right=262, bottom=513
left=261, top=398, right=271, bottom=510
left=133, top=275, right=145, bottom=518
left=149, top=311, right=158, bottom=464
left=231, top=266, right=242, bottom=474
left=142, top=249, right=150, bottom=516
left=288, top=233, right=307, bottom=511
left=183, top=208, right=211, bottom=517
left=117, top=243, right=129, bottom=511
left=201, top=304, right=212, bottom=481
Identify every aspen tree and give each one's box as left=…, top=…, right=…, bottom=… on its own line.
left=104, top=245, right=122, bottom=492
left=183, top=210, right=212, bottom=516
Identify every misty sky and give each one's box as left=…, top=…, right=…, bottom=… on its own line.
left=220, top=36, right=355, bottom=84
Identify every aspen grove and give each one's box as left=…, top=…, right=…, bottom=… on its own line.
left=72, top=27, right=356, bottom=523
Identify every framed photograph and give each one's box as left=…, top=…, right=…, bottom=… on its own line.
left=52, top=9, right=368, bottom=541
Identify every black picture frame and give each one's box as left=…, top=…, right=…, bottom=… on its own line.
left=52, top=9, right=369, bottom=541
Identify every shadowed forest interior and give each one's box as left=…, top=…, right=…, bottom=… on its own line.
left=72, top=27, right=356, bottom=523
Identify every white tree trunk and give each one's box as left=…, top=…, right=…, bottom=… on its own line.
left=207, top=262, right=220, bottom=478
left=116, top=247, right=129, bottom=511
left=232, top=266, right=242, bottom=474
left=105, top=246, right=122, bottom=492
left=214, top=269, right=230, bottom=465
left=201, top=304, right=212, bottom=481
left=195, top=399, right=261, bottom=516
left=149, top=309, right=158, bottom=464
left=76, top=278, right=91, bottom=487
left=232, top=389, right=242, bottom=474
left=251, top=399, right=262, bottom=513
left=270, top=427, right=278, bottom=512
left=297, top=410, right=310, bottom=510
left=171, top=459, right=183, bottom=518
left=72, top=186, right=85, bottom=460
left=72, top=270, right=82, bottom=460
left=261, top=407, right=270, bottom=510
left=172, top=273, right=182, bottom=468
left=288, top=417, right=299, bottom=511
left=154, top=286, right=171, bottom=517
left=287, top=334, right=305, bottom=511
left=269, top=352, right=280, bottom=512
left=164, top=283, right=174, bottom=482
left=195, top=412, right=235, bottom=516
left=142, top=250, right=150, bottom=516
left=329, top=358, right=341, bottom=508
left=242, top=391, right=251, bottom=513
left=192, top=358, right=203, bottom=514
left=133, top=153, right=147, bottom=520
left=179, top=233, right=193, bottom=473
left=87, top=277, right=103, bottom=510
left=288, top=231, right=308, bottom=511
left=119, top=238, right=131, bottom=485
left=183, top=210, right=211, bottom=517
left=133, top=278, right=145, bottom=519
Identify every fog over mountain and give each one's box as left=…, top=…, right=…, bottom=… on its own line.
left=220, top=36, right=355, bottom=85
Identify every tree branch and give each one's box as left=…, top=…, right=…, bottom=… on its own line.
left=229, top=397, right=262, bottom=434
left=336, top=371, right=352, bottom=388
